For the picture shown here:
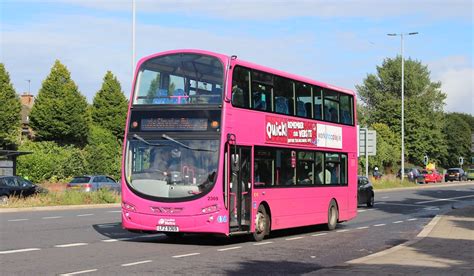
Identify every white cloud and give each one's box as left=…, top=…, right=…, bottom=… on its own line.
left=2, top=13, right=329, bottom=101
left=2, top=15, right=133, bottom=100
left=428, top=56, right=474, bottom=114
left=48, top=0, right=473, bottom=21
left=438, top=68, right=474, bottom=114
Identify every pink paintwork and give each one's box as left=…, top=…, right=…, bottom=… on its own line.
left=122, top=49, right=358, bottom=237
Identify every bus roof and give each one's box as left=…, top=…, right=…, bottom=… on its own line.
left=136, top=49, right=354, bottom=96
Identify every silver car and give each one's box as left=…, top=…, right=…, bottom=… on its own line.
left=66, top=175, right=121, bottom=193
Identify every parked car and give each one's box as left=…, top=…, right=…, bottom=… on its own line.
left=0, top=176, right=48, bottom=204
left=357, top=176, right=374, bottom=207
left=418, top=169, right=443, bottom=184
left=66, top=175, right=120, bottom=193
left=467, top=169, right=474, bottom=181
left=445, top=168, right=467, bottom=182
left=396, top=167, right=421, bottom=182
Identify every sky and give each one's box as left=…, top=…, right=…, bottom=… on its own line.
left=1, top=0, right=473, bottom=114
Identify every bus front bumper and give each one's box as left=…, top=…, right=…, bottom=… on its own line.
left=121, top=209, right=229, bottom=235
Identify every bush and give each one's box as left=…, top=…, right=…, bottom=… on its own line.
left=17, top=141, right=87, bottom=183
left=84, top=125, right=122, bottom=180
left=0, top=189, right=120, bottom=208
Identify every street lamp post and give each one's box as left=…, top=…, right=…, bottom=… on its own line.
left=387, top=32, right=418, bottom=181
left=132, top=0, right=136, bottom=80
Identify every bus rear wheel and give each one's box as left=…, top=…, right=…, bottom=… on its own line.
left=253, top=205, right=269, bottom=242
left=326, top=200, right=338, bottom=230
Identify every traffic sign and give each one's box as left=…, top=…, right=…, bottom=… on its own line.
left=359, top=129, right=377, bottom=156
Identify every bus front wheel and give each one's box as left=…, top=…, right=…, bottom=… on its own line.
left=326, top=200, right=338, bottom=230
left=253, top=205, right=269, bottom=242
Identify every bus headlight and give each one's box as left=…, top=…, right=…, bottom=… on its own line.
left=122, top=201, right=136, bottom=212
left=201, top=204, right=218, bottom=214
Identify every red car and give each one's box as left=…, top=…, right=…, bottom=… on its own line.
left=419, top=170, right=443, bottom=183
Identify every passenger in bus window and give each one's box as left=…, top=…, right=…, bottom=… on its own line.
left=232, top=85, right=244, bottom=106
left=301, top=172, right=313, bottom=184
left=315, top=163, right=331, bottom=184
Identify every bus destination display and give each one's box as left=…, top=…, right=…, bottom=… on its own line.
left=141, top=118, right=208, bottom=131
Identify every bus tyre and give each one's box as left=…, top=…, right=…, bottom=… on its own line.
left=326, top=200, right=338, bottom=231
left=253, top=205, right=269, bottom=242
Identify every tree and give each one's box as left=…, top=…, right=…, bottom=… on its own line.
left=0, top=63, right=21, bottom=149
left=442, top=113, right=471, bottom=168
left=452, top=112, right=474, bottom=130
left=84, top=125, right=121, bottom=179
left=17, top=140, right=87, bottom=183
left=357, top=56, right=447, bottom=165
left=91, top=71, right=128, bottom=140
left=358, top=123, right=400, bottom=174
left=29, top=60, right=89, bottom=145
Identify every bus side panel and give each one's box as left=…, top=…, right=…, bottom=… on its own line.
left=255, top=187, right=347, bottom=230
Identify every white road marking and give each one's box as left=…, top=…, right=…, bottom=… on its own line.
left=42, top=216, right=62, bottom=219
left=60, top=269, right=98, bottom=275
left=356, top=226, right=369, bottom=230
left=172, top=253, right=200, bottom=258
left=101, top=238, right=134, bottom=242
left=0, top=248, right=41, bottom=254
left=381, top=196, right=389, bottom=199
left=121, top=260, right=152, bottom=267
left=217, top=246, right=242, bottom=252
left=55, top=243, right=88, bottom=248
left=77, top=214, right=94, bottom=217
left=374, top=224, right=386, bottom=227
left=423, top=207, right=440, bottom=211
left=285, top=236, right=304, bottom=240
left=357, top=210, right=366, bottom=213
left=97, top=224, right=117, bottom=228
left=393, top=221, right=403, bottom=224
left=311, top=233, right=328, bottom=237
left=336, top=229, right=350, bottom=233
left=407, top=218, right=418, bottom=221
left=376, top=202, right=428, bottom=207
left=8, top=219, right=29, bottom=222
left=107, top=210, right=122, bottom=213
left=415, top=195, right=474, bottom=204
left=253, top=241, right=273, bottom=245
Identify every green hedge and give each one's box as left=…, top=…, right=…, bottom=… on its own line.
left=17, top=141, right=87, bottom=183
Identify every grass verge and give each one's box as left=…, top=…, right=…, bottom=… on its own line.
left=0, top=189, right=120, bottom=208
left=372, top=177, right=419, bottom=190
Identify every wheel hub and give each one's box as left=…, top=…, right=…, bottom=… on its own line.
left=255, top=212, right=265, bottom=233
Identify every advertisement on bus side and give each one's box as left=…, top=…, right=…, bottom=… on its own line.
left=265, top=116, right=342, bottom=149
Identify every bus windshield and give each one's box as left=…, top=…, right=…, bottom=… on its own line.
left=125, top=139, right=219, bottom=200
left=134, top=53, right=224, bottom=105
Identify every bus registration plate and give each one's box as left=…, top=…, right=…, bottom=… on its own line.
left=157, top=225, right=179, bottom=232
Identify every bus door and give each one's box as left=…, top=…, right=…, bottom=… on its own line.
left=228, top=145, right=251, bottom=232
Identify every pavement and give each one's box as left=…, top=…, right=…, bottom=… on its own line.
left=313, top=205, right=474, bottom=275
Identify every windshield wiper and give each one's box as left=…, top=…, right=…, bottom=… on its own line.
left=162, top=134, right=216, bottom=152
left=132, top=134, right=164, bottom=147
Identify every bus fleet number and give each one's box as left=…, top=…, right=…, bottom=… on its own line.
left=207, top=196, right=218, bottom=201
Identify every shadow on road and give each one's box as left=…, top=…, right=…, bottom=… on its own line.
left=91, top=221, right=339, bottom=246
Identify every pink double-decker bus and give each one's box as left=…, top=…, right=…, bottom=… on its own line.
left=122, top=49, right=357, bottom=241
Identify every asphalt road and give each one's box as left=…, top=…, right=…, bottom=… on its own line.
left=1, top=182, right=473, bottom=275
